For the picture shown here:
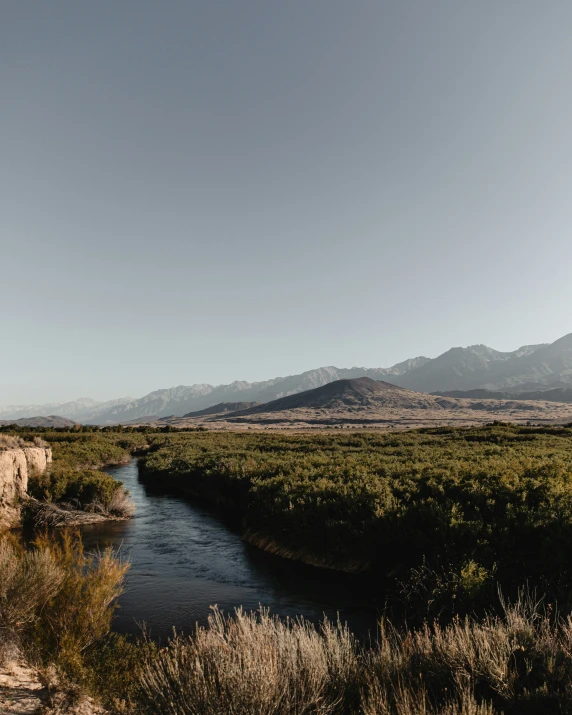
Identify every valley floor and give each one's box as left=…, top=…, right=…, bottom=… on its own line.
left=152, top=404, right=572, bottom=430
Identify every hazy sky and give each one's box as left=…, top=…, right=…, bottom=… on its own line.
left=2, top=1, right=572, bottom=404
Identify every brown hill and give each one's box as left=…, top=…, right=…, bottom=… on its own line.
left=119, top=415, right=162, bottom=425
left=184, top=402, right=261, bottom=417
left=207, top=378, right=572, bottom=429
left=0, top=415, right=78, bottom=428
left=435, top=387, right=572, bottom=404
left=229, top=378, right=453, bottom=415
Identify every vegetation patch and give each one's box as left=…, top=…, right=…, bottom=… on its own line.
left=0, top=426, right=148, bottom=523
left=139, top=423, right=572, bottom=612
left=3, top=423, right=572, bottom=711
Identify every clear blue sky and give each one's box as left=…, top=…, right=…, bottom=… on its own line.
left=2, top=1, right=572, bottom=403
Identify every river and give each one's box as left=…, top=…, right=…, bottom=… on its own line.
left=80, top=460, right=378, bottom=641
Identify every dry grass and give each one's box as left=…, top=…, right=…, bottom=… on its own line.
left=24, top=487, right=135, bottom=528
left=138, top=607, right=359, bottom=715
left=106, top=488, right=136, bottom=518
left=29, top=532, right=129, bottom=669
left=0, top=434, right=29, bottom=449
left=0, top=532, right=128, bottom=674
left=135, top=593, right=572, bottom=714
left=0, top=538, right=64, bottom=657
left=4, top=531, right=572, bottom=714
left=360, top=592, right=572, bottom=714
left=0, top=434, right=47, bottom=449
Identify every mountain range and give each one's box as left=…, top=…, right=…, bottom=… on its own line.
left=159, top=377, right=572, bottom=430
left=1, top=333, right=571, bottom=424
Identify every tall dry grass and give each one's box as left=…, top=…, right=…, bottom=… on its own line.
left=0, top=537, right=64, bottom=653
left=361, top=591, right=572, bottom=714
left=0, top=434, right=29, bottom=449
left=106, top=487, right=136, bottom=518
left=0, top=434, right=47, bottom=449
left=25, top=486, right=135, bottom=527
left=138, top=607, right=359, bottom=715
left=4, top=525, right=572, bottom=713
left=29, top=532, right=129, bottom=668
left=0, top=532, right=128, bottom=676
left=135, top=593, right=572, bottom=714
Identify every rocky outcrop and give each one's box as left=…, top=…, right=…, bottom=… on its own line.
left=0, top=447, right=52, bottom=530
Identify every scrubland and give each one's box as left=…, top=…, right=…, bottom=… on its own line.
left=3, top=422, right=572, bottom=712
left=140, top=423, right=572, bottom=610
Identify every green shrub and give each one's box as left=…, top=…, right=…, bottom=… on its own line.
left=17, top=428, right=145, bottom=516
left=28, top=466, right=121, bottom=509
left=0, top=532, right=128, bottom=690
left=139, top=424, right=572, bottom=606
left=22, top=532, right=128, bottom=685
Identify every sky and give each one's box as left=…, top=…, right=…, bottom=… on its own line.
left=2, top=1, right=572, bottom=404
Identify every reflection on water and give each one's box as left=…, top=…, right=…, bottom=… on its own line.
left=80, top=460, right=377, bottom=640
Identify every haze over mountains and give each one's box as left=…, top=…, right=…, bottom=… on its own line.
left=397, top=335, right=572, bottom=394
left=1, top=334, right=571, bottom=424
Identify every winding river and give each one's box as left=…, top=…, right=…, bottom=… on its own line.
left=80, top=460, right=378, bottom=640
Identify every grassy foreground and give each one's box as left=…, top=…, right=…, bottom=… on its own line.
left=3, top=531, right=572, bottom=713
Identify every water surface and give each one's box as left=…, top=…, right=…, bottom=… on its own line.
left=81, top=460, right=377, bottom=640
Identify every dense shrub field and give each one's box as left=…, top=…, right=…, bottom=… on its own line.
left=140, top=423, right=572, bottom=611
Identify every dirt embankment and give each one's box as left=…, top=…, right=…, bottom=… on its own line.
left=0, top=659, right=106, bottom=714
left=0, top=445, right=52, bottom=531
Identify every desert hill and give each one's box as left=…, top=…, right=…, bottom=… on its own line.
left=435, top=386, right=572, bottom=404
left=183, top=402, right=260, bottom=417
left=230, top=378, right=452, bottom=415
left=117, top=378, right=572, bottom=430
left=0, top=415, right=78, bottom=428
left=202, top=378, right=572, bottom=430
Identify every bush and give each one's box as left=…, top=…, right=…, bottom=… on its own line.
left=0, top=537, right=64, bottom=648
left=18, top=429, right=143, bottom=518
left=0, top=532, right=128, bottom=684
left=361, top=592, right=572, bottom=714
left=138, top=607, right=359, bottom=715
left=138, top=424, right=572, bottom=608
left=134, top=595, right=572, bottom=714
left=28, top=466, right=122, bottom=509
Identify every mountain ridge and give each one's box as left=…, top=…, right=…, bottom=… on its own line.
left=183, top=402, right=261, bottom=417
left=2, top=333, right=571, bottom=424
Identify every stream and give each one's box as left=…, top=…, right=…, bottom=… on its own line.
left=80, top=460, right=378, bottom=640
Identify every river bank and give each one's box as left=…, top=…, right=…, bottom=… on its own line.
left=82, top=458, right=377, bottom=640
left=138, top=452, right=371, bottom=574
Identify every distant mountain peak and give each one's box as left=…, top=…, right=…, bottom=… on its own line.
left=2, top=334, right=571, bottom=423
left=229, top=377, right=431, bottom=416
